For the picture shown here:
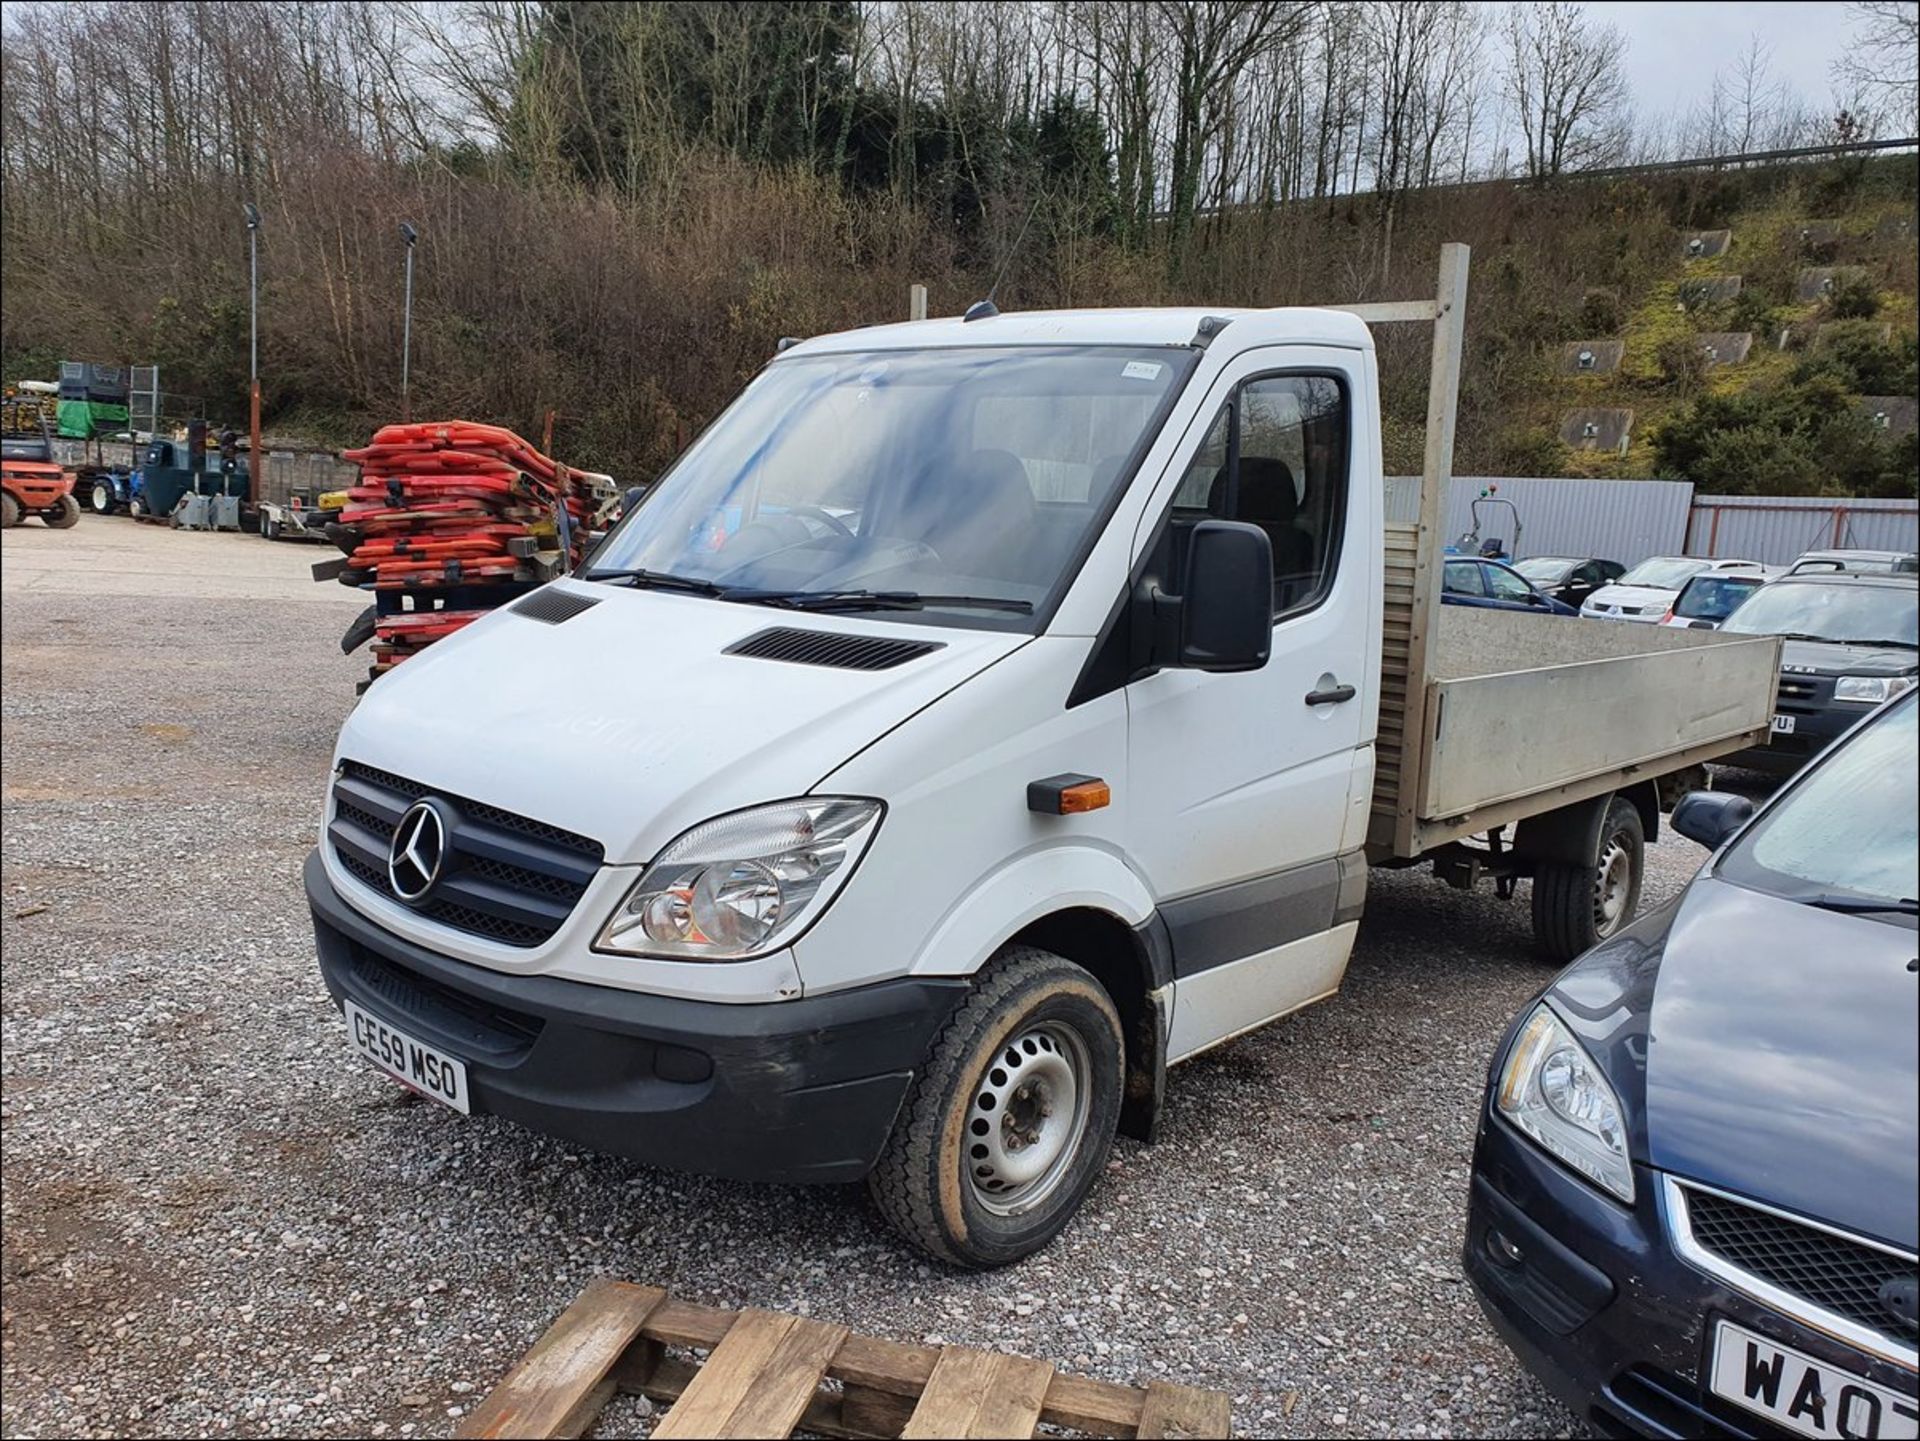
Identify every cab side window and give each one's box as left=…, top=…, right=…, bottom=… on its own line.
left=1486, top=565, right=1533, bottom=602
left=1168, top=374, right=1349, bottom=618
left=1444, top=559, right=1486, bottom=597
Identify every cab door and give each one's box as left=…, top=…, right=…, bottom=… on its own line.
left=1121, top=346, right=1379, bottom=1059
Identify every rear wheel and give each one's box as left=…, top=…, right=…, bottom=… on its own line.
left=45, top=495, right=80, bottom=529
left=1, top=492, right=19, bottom=528
left=868, top=947, right=1124, bottom=1268
left=90, top=479, right=116, bottom=514
left=1531, top=797, right=1644, bottom=962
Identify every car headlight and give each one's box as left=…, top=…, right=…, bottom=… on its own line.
left=1833, top=675, right=1918, bottom=705
left=1495, top=1004, right=1635, bottom=1204
left=595, top=798, right=882, bottom=960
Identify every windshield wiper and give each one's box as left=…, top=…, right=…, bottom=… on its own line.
left=739, top=589, right=1035, bottom=615
left=579, top=567, right=731, bottom=597
left=1798, top=893, right=1919, bottom=916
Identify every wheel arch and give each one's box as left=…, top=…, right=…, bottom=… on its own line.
left=1005, top=906, right=1168, bottom=1144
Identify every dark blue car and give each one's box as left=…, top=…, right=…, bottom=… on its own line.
left=1443, top=557, right=1581, bottom=616
left=1466, top=690, right=1918, bottom=1438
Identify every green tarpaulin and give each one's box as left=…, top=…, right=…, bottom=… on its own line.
left=56, top=399, right=129, bottom=439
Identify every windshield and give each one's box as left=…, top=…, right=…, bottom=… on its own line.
left=1617, top=557, right=1707, bottom=590
left=1719, top=580, right=1919, bottom=646
left=588, top=346, right=1190, bottom=626
left=1719, top=694, right=1918, bottom=911
left=1674, top=575, right=1763, bottom=621
left=1515, top=557, right=1575, bottom=584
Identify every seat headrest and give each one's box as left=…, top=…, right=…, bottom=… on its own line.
left=1207, top=457, right=1298, bottom=523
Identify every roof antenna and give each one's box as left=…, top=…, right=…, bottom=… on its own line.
left=964, top=192, right=1045, bottom=322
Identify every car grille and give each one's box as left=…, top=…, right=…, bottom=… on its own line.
left=1679, top=1184, right=1918, bottom=1347
left=328, top=760, right=604, bottom=948
left=1774, top=675, right=1829, bottom=715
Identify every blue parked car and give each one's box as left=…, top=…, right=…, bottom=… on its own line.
left=1442, top=557, right=1580, bottom=615
left=1465, top=688, right=1918, bottom=1438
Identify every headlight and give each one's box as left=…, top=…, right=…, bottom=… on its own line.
left=1496, top=1004, right=1635, bottom=1204
left=595, top=798, right=882, bottom=959
left=1833, top=675, right=1918, bottom=705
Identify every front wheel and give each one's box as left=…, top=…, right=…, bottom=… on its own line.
left=45, top=495, right=81, bottom=529
left=1531, top=797, right=1644, bottom=962
left=0, top=492, right=19, bottom=528
left=867, top=947, right=1123, bottom=1268
left=90, top=480, right=116, bottom=514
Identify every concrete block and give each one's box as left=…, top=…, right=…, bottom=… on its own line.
left=1561, top=339, right=1625, bottom=374
left=1695, top=332, right=1753, bottom=368
left=1796, top=221, right=1843, bottom=258
left=1679, top=275, right=1742, bottom=308
left=1796, top=266, right=1869, bottom=303
left=1560, top=407, right=1635, bottom=455
left=1681, top=229, right=1731, bottom=259
left=1857, top=395, right=1918, bottom=439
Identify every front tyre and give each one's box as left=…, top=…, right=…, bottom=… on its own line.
left=90, top=480, right=116, bottom=514
left=45, top=495, right=81, bottom=529
left=1530, top=797, right=1644, bottom=962
left=868, top=947, right=1123, bottom=1268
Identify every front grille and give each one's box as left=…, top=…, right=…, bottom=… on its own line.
left=1682, top=1185, right=1918, bottom=1345
left=1774, top=675, right=1828, bottom=714
left=345, top=945, right=543, bottom=1061
left=329, top=760, right=604, bottom=948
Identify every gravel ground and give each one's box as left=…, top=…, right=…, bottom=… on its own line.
left=1, top=519, right=1768, bottom=1440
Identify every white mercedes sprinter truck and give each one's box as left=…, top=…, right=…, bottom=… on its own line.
left=308, top=246, right=1780, bottom=1265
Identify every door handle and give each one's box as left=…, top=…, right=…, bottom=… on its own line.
left=1304, top=683, right=1357, bottom=706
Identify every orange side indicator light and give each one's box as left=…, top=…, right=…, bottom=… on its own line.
left=1028, top=774, right=1111, bottom=815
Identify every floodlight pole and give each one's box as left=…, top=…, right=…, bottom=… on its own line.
left=244, top=202, right=262, bottom=505
left=400, top=222, right=418, bottom=423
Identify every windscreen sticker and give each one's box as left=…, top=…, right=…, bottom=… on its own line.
left=1121, top=360, right=1164, bottom=381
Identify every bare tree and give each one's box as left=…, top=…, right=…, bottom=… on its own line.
left=1833, top=1, right=1920, bottom=133
left=1501, top=0, right=1630, bottom=180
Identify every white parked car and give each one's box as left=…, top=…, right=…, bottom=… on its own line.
left=1581, top=556, right=1768, bottom=622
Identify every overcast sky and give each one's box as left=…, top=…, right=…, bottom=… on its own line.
left=1591, top=1, right=1872, bottom=127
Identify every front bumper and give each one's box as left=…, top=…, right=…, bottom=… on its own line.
left=1465, top=1110, right=1917, bottom=1438
left=306, top=850, right=965, bottom=1184
left=1725, top=702, right=1861, bottom=773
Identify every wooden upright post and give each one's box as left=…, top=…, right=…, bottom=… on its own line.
left=1394, top=242, right=1470, bottom=854
left=249, top=378, right=263, bottom=506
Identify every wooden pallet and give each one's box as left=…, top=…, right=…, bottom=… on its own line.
left=455, top=1279, right=1231, bottom=1440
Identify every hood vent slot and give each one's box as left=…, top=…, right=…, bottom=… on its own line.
left=725, top=626, right=944, bottom=671
left=510, top=588, right=601, bottom=625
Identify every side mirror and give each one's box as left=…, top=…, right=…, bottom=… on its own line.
left=622, top=483, right=650, bottom=513
left=1525, top=590, right=1545, bottom=605
left=1671, top=791, right=1754, bottom=849
left=1177, top=520, right=1272, bottom=672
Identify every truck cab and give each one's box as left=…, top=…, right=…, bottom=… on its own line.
left=308, top=249, right=1780, bottom=1265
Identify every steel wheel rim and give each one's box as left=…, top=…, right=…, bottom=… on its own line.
left=1593, top=831, right=1634, bottom=934
left=964, top=1022, right=1093, bottom=1217
left=91, top=483, right=110, bottom=512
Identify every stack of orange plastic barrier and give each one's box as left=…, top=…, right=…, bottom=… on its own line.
left=331, top=421, right=608, bottom=682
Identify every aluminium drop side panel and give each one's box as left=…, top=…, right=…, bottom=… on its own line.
left=1413, top=609, right=1781, bottom=831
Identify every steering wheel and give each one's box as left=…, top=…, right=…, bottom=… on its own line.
left=784, top=505, right=856, bottom=539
